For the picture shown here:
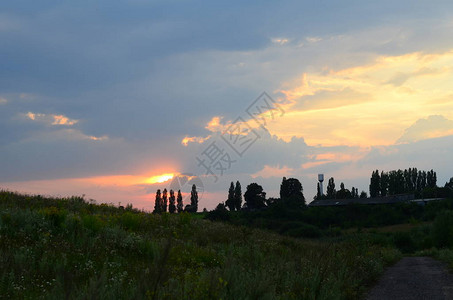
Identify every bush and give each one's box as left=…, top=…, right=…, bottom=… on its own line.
left=285, top=223, right=322, bottom=238
left=432, top=211, right=453, bottom=248
left=393, top=232, right=415, bottom=253
left=120, top=212, right=141, bottom=231
left=205, top=204, right=230, bottom=222
left=40, top=206, right=67, bottom=228
left=410, top=224, right=433, bottom=250
left=82, top=214, right=103, bottom=232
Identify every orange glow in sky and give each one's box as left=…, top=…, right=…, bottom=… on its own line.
left=144, top=173, right=175, bottom=184
left=67, top=172, right=176, bottom=187
left=265, top=50, right=453, bottom=147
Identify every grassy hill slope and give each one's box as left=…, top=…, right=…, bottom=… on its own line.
left=0, top=190, right=400, bottom=299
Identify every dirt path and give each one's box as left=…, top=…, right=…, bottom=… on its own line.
left=367, top=257, right=453, bottom=300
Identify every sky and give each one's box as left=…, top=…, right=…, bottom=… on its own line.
left=1, top=1, right=453, bottom=210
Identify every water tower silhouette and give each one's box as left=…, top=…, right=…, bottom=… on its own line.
left=318, top=174, right=324, bottom=196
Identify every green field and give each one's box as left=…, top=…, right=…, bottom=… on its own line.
left=4, top=190, right=453, bottom=299
left=0, top=190, right=407, bottom=299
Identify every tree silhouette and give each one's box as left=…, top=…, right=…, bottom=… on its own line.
left=279, top=177, right=287, bottom=200
left=168, top=189, right=176, bottom=213
left=369, top=168, right=438, bottom=197
left=185, top=184, right=198, bottom=212
left=417, top=170, right=427, bottom=192
left=225, top=182, right=235, bottom=211
left=244, top=183, right=266, bottom=210
left=369, top=170, right=380, bottom=197
left=427, top=169, right=437, bottom=188
left=380, top=171, right=389, bottom=197
left=351, top=187, right=359, bottom=198
left=234, top=181, right=242, bottom=211
left=336, top=182, right=351, bottom=199
left=176, top=190, right=183, bottom=213
left=316, top=182, right=322, bottom=200
left=404, top=169, right=412, bottom=192
left=411, top=168, right=418, bottom=192
left=280, top=177, right=305, bottom=207
left=326, top=177, right=336, bottom=199
left=445, top=178, right=453, bottom=189
left=153, top=189, right=162, bottom=213
left=162, top=188, right=168, bottom=213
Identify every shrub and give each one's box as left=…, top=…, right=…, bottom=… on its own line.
left=82, top=215, right=103, bottom=233
left=285, top=223, right=322, bottom=238
left=393, top=232, right=415, bottom=253
left=205, top=204, right=230, bottom=222
left=432, top=211, right=453, bottom=248
left=120, top=212, right=141, bottom=231
left=40, top=206, right=67, bottom=228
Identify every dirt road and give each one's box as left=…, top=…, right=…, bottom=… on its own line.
left=367, top=257, right=453, bottom=300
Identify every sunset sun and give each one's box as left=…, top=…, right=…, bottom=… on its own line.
left=145, top=173, right=175, bottom=184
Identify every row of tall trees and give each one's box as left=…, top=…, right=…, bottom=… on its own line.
left=221, top=177, right=306, bottom=211
left=153, top=184, right=198, bottom=213
left=315, top=168, right=440, bottom=201
left=369, top=168, right=437, bottom=197
left=316, top=177, right=366, bottom=200
left=225, top=181, right=242, bottom=211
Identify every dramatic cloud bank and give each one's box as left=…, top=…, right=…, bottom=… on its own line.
left=1, top=1, right=453, bottom=209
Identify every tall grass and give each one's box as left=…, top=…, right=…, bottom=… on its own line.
left=0, top=190, right=400, bottom=299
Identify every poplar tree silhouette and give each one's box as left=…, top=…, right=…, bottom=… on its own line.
left=234, top=181, right=242, bottom=211
left=351, top=187, right=358, bottom=198
left=316, top=182, right=322, bottom=200
left=168, top=189, right=176, bottom=213
left=427, top=169, right=437, bottom=188
left=153, top=189, right=162, bottom=213
left=176, top=190, right=183, bottom=213
left=225, top=182, right=235, bottom=211
left=380, top=171, right=389, bottom=197
left=326, top=177, right=336, bottom=199
left=369, top=168, right=438, bottom=197
left=336, top=182, right=351, bottom=199
left=369, top=170, right=380, bottom=197
left=162, top=188, right=168, bottom=213
left=185, top=184, right=198, bottom=212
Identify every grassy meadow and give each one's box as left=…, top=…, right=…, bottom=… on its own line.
left=0, top=190, right=402, bottom=299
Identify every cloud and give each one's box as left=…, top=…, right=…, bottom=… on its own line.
left=205, top=116, right=227, bottom=132
left=290, top=87, right=373, bottom=111
left=386, top=66, right=451, bottom=87
left=306, top=36, right=322, bottom=43
left=181, top=135, right=211, bottom=146
left=360, top=134, right=453, bottom=179
left=397, top=115, right=453, bottom=144
left=251, top=165, right=294, bottom=179
left=271, top=38, right=290, bottom=45
left=1, top=1, right=453, bottom=209
left=268, top=50, right=453, bottom=146
left=23, top=112, right=78, bottom=126
left=0, top=97, right=7, bottom=104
